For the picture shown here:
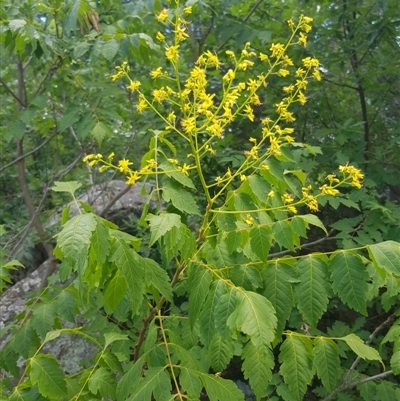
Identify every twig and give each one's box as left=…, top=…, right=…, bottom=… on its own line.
left=321, top=314, right=395, bottom=401
left=99, top=185, right=131, bottom=217
left=215, top=0, right=265, bottom=52
left=268, top=229, right=335, bottom=258
left=0, top=78, right=27, bottom=108
left=0, top=132, right=58, bottom=173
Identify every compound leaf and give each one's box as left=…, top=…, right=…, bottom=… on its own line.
left=249, top=226, right=271, bottom=261
left=88, top=367, right=116, bottom=399
left=367, top=241, right=400, bottom=276
left=147, top=213, right=181, bottom=246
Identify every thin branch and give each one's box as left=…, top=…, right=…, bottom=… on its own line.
left=321, top=314, right=395, bottom=401
left=215, top=0, right=265, bottom=52
left=0, top=78, right=27, bottom=108
left=99, top=185, right=131, bottom=217
left=0, top=132, right=58, bottom=173
left=268, top=229, right=335, bottom=258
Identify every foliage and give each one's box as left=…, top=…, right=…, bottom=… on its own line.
left=1, top=0, right=400, bottom=400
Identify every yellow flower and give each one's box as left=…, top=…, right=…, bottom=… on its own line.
left=118, top=158, right=133, bottom=173
left=288, top=205, right=297, bottom=214
left=107, top=152, right=115, bottom=161
left=287, top=19, right=295, bottom=28
left=156, top=9, right=169, bottom=22
left=298, top=91, right=307, bottom=105
left=136, top=95, right=148, bottom=113
left=238, top=60, right=254, bottom=70
left=127, top=171, right=140, bottom=185
left=299, top=32, right=307, bottom=47
left=181, top=117, right=196, bottom=134
left=282, top=193, right=294, bottom=204
left=320, top=185, right=339, bottom=196
left=244, top=105, right=254, bottom=122
left=339, top=164, right=364, bottom=188
left=179, top=163, right=191, bottom=176
left=240, top=175, right=247, bottom=182
left=259, top=52, right=268, bottom=61
left=278, top=69, right=290, bottom=77
left=270, top=43, right=285, bottom=58
left=306, top=196, right=319, bottom=212
left=267, top=190, right=275, bottom=198
left=167, top=111, right=176, bottom=123
left=152, top=88, right=168, bottom=103
left=223, top=69, right=235, bottom=83
left=313, top=69, right=322, bottom=81
left=127, top=80, right=141, bottom=93
left=156, top=31, right=165, bottom=41
left=245, top=213, right=254, bottom=226
left=150, top=67, right=164, bottom=79
left=165, top=45, right=179, bottom=62
left=183, top=6, right=192, bottom=14
left=175, top=26, right=189, bottom=42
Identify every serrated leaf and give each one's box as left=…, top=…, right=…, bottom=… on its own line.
left=250, top=226, right=271, bottom=261
left=300, top=214, right=328, bottom=235
left=74, top=41, right=91, bottom=58
left=90, top=216, right=110, bottom=265
left=262, top=261, right=297, bottom=338
left=59, top=109, right=81, bottom=133
left=248, top=175, right=271, bottom=203
left=162, top=179, right=200, bottom=215
left=291, top=216, right=308, bottom=238
left=313, top=337, right=341, bottom=392
left=295, top=255, right=330, bottom=327
left=88, top=367, right=116, bottom=399
left=43, top=330, right=62, bottom=345
left=52, top=181, right=82, bottom=196
left=279, top=336, right=313, bottom=401
left=57, top=213, right=97, bottom=268
left=188, top=266, right=213, bottom=327
left=9, top=19, right=27, bottom=32
left=390, top=350, right=400, bottom=374
left=143, top=258, right=173, bottom=302
left=102, top=38, right=119, bottom=60
left=30, top=354, right=67, bottom=398
left=206, top=240, right=236, bottom=268
left=91, top=121, right=110, bottom=145
left=110, top=238, right=144, bottom=316
left=374, top=381, right=399, bottom=401
left=367, top=241, right=400, bottom=276
left=341, top=333, right=383, bottom=365
left=31, top=302, right=56, bottom=339
left=208, top=334, right=234, bottom=372
left=231, top=265, right=262, bottom=290
left=214, top=287, right=238, bottom=337
left=57, top=289, right=76, bottom=322
left=330, top=251, right=369, bottom=314
left=147, top=213, right=181, bottom=246
left=104, top=271, right=127, bottom=312
left=226, top=230, right=242, bottom=253
left=179, top=366, right=202, bottom=399
left=9, top=387, right=41, bottom=401
left=159, top=161, right=195, bottom=188
left=272, top=221, right=295, bottom=251
left=201, top=372, right=244, bottom=401
left=199, top=280, right=227, bottom=346
left=126, top=367, right=171, bottom=401
left=14, top=320, right=36, bottom=358
left=217, top=213, right=237, bottom=231
left=227, top=290, right=277, bottom=349
left=242, top=341, right=274, bottom=400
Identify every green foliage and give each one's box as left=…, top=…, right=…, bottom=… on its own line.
left=1, top=0, right=400, bottom=400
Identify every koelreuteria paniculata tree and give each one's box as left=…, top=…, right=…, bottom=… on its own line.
left=1, top=1, right=399, bottom=400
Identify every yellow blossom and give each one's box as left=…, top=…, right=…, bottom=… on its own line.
left=181, top=117, right=196, bottom=134
left=175, top=26, right=189, bottom=42
left=136, top=95, right=148, bottom=113
left=259, top=52, right=268, bottom=61
left=270, top=43, right=285, bottom=58
left=156, top=9, right=169, bottom=22
left=278, top=69, right=290, bottom=77
left=320, top=185, right=339, bottom=196
left=152, top=88, right=168, bottom=103
left=240, top=175, right=247, bottom=182
left=183, top=6, right=192, bottom=14
left=306, top=196, right=319, bottom=212
left=165, top=45, right=179, bottom=62
left=298, top=91, right=307, bottom=105
left=156, top=31, right=165, bottom=41
left=108, top=152, right=115, bottom=161
left=223, top=69, right=235, bottom=82
left=339, top=164, right=364, bottom=188
left=118, top=158, right=133, bottom=173
left=283, top=85, right=295, bottom=93
left=282, top=193, right=294, bottom=204
left=288, top=205, right=297, bottom=214
left=244, top=105, right=254, bottom=122
left=267, top=190, right=275, bottom=198
left=238, top=60, right=254, bottom=70
left=150, top=67, right=164, bottom=79
left=167, top=111, right=176, bottom=123
left=299, top=32, right=307, bottom=47
left=127, top=80, right=141, bottom=93
left=313, top=69, right=322, bottom=81
left=127, top=171, right=140, bottom=185
left=245, top=213, right=254, bottom=226
left=179, top=163, right=191, bottom=176
left=287, top=19, right=295, bottom=28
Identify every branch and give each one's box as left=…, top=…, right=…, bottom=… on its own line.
left=0, top=132, right=58, bottom=173
left=0, top=78, right=27, bottom=108
left=321, top=314, right=396, bottom=401
left=215, top=0, right=265, bottom=52
left=268, top=229, right=336, bottom=258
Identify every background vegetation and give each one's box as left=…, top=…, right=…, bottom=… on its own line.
left=0, top=0, right=399, bottom=400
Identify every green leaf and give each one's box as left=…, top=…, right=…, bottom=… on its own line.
left=231, top=265, right=262, bottom=290
left=143, top=258, right=173, bottom=302
left=74, top=41, right=91, bottom=58
left=43, top=330, right=62, bottom=345
left=188, top=265, right=213, bottom=327
left=390, top=350, right=400, bottom=374
left=330, top=251, right=369, bottom=314
left=110, top=238, right=144, bottom=316
left=341, top=333, right=383, bottom=365
left=9, top=19, right=27, bottom=32
left=206, top=239, right=236, bottom=268
left=199, top=280, right=227, bottom=346
left=59, top=109, right=81, bottom=133
left=162, top=179, right=200, bottom=215
left=14, top=320, right=36, bottom=358
left=126, top=367, right=171, bottom=401
left=300, top=214, right=328, bottom=235
left=91, top=121, right=110, bottom=145
left=313, top=337, right=341, bottom=393
left=214, top=287, right=238, bottom=337
left=179, top=366, right=202, bottom=399
left=57, top=213, right=97, bottom=268
left=279, top=336, right=313, bottom=401
left=295, top=255, right=330, bottom=327
left=200, top=372, right=244, bottom=401
left=226, top=230, right=242, bottom=253
left=249, top=226, right=271, bottom=261
left=30, top=354, right=67, bottom=398
left=31, top=302, right=56, bottom=339
left=248, top=175, right=271, bottom=203
left=102, top=38, right=119, bottom=61
left=91, top=216, right=111, bottom=265
left=217, top=213, right=237, bottom=231
left=88, top=367, right=116, bottom=399
left=227, top=290, right=277, bottom=349
left=104, top=271, right=127, bottom=312
left=147, top=213, right=181, bottom=246
left=208, top=334, right=234, bottom=372
left=52, top=181, right=82, bottom=197
left=367, top=241, right=400, bottom=276
left=242, top=341, right=274, bottom=400
left=57, top=289, right=76, bottom=322
left=159, top=161, right=195, bottom=188
left=272, top=221, right=295, bottom=251
left=374, top=381, right=400, bottom=401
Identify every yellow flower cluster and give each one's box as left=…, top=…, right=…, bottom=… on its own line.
left=339, top=164, right=364, bottom=188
